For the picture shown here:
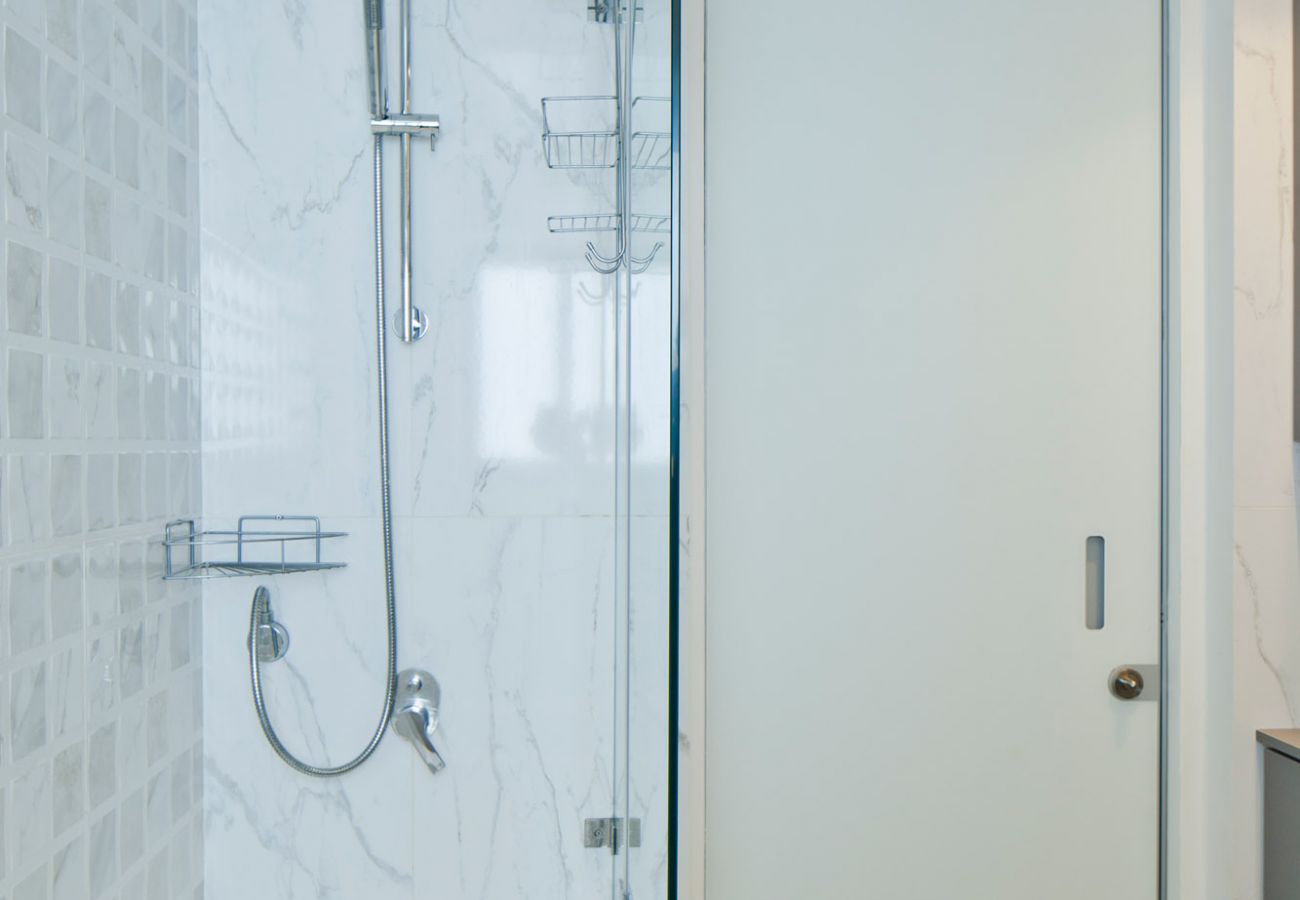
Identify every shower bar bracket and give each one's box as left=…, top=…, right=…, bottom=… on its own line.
left=371, top=114, right=441, bottom=143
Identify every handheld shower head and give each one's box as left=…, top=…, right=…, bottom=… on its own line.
left=364, top=0, right=387, bottom=118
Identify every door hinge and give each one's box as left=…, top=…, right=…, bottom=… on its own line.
left=584, top=817, right=642, bottom=854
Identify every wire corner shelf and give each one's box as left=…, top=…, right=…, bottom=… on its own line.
left=163, top=515, right=348, bottom=580
left=547, top=212, right=669, bottom=234
left=542, top=96, right=618, bottom=169
left=541, top=96, right=670, bottom=172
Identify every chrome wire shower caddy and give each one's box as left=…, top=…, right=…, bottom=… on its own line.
left=163, top=516, right=347, bottom=580
left=542, top=3, right=667, bottom=273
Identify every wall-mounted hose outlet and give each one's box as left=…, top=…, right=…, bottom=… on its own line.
left=250, top=586, right=290, bottom=663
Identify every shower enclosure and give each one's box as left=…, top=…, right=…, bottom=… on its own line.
left=198, top=0, right=676, bottom=897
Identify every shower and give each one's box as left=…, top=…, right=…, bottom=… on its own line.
left=240, top=0, right=448, bottom=777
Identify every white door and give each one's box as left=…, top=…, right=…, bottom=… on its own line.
left=702, top=2, right=1162, bottom=898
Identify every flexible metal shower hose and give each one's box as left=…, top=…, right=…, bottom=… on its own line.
left=247, top=135, right=399, bottom=776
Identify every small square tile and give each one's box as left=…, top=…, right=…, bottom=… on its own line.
left=47, top=0, right=79, bottom=58
left=11, top=660, right=48, bottom=760
left=7, top=241, right=44, bottom=335
left=8, top=558, right=48, bottom=654
left=85, top=271, right=113, bottom=349
left=49, top=453, right=83, bottom=537
left=47, top=355, right=84, bottom=439
left=8, top=349, right=46, bottom=437
left=47, top=157, right=83, bottom=251
left=46, top=58, right=81, bottom=153
left=47, top=256, right=81, bottom=342
left=5, top=133, right=46, bottom=232
left=52, top=741, right=85, bottom=836
left=5, top=28, right=44, bottom=133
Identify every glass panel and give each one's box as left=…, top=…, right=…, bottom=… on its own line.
left=620, top=0, right=674, bottom=896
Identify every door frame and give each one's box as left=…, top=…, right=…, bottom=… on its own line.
left=668, top=1, right=1237, bottom=898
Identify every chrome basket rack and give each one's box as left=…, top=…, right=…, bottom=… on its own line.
left=163, top=516, right=347, bottom=580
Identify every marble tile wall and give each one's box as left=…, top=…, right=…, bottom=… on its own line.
left=198, top=1, right=670, bottom=898
left=0, top=0, right=204, bottom=897
left=1234, top=1, right=1299, bottom=898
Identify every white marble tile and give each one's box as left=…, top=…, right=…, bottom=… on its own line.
left=50, top=551, right=83, bottom=639
left=114, top=108, right=140, bottom=190
left=4, top=28, right=43, bottom=133
left=112, top=19, right=141, bottom=108
left=47, top=0, right=79, bottom=58
left=7, top=349, right=46, bottom=437
left=86, top=453, right=115, bottom=531
left=120, top=788, right=145, bottom=869
left=405, top=516, right=617, bottom=900
left=52, top=835, right=86, bottom=900
left=6, top=241, right=43, bottom=335
left=46, top=257, right=81, bottom=343
left=88, top=809, right=118, bottom=894
left=7, top=454, right=51, bottom=543
left=120, top=621, right=144, bottom=700
left=47, top=356, right=84, bottom=440
left=1234, top=5, right=1298, bottom=898
left=46, top=59, right=82, bottom=155
left=5, top=132, right=46, bottom=232
left=83, top=88, right=114, bottom=174
left=49, top=453, right=83, bottom=537
left=84, top=177, right=113, bottom=261
left=12, top=660, right=49, bottom=760
left=82, top=2, right=114, bottom=86
left=11, top=759, right=52, bottom=864
left=15, top=864, right=48, bottom=900
left=48, top=645, right=84, bottom=741
left=84, top=541, right=118, bottom=626
left=47, top=158, right=83, bottom=252
left=84, top=271, right=113, bottom=349
left=88, top=722, right=117, bottom=807
left=117, top=453, right=142, bottom=525
left=112, top=539, right=145, bottom=613
left=85, top=631, right=118, bottom=720
left=52, top=742, right=85, bottom=837
left=8, top=558, right=48, bottom=654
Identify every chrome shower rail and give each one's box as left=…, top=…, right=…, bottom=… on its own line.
left=163, top=516, right=347, bottom=580
left=367, top=0, right=440, bottom=343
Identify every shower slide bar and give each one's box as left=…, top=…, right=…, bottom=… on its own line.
left=367, top=0, right=440, bottom=342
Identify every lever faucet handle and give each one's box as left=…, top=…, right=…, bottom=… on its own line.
left=391, top=668, right=446, bottom=774
left=393, top=705, right=446, bottom=772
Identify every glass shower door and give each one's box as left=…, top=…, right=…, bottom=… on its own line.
left=615, top=0, right=674, bottom=896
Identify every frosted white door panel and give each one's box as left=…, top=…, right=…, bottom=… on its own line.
left=703, top=2, right=1162, bottom=898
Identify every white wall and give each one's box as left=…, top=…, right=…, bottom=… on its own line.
left=0, top=0, right=204, bottom=896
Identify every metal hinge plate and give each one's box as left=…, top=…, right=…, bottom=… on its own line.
left=584, top=817, right=642, bottom=854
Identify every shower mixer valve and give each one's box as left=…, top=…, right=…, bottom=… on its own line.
left=392, top=668, right=447, bottom=774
